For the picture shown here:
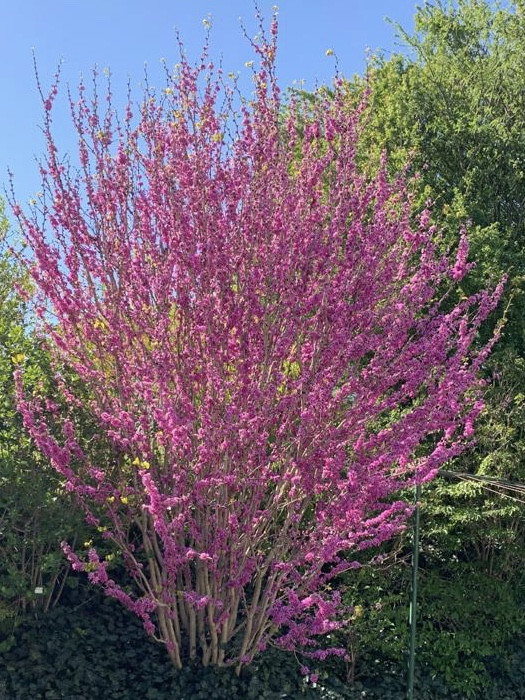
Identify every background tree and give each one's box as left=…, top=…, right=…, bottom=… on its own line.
left=10, top=17, right=500, bottom=673
left=320, top=1, right=525, bottom=694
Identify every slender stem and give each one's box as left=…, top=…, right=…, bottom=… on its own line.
left=157, top=607, right=182, bottom=668
left=236, top=570, right=264, bottom=675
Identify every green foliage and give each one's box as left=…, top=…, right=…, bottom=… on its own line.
left=348, top=0, right=525, bottom=346
left=416, top=476, right=525, bottom=696
left=0, top=199, right=85, bottom=630
left=335, top=545, right=524, bottom=698
left=364, top=0, right=525, bottom=371
left=363, top=1, right=525, bottom=232
left=416, top=567, right=524, bottom=696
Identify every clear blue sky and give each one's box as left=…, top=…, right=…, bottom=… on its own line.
left=1, top=1, right=419, bottom=215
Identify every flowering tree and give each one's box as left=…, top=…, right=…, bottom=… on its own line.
left=12, top=16, right=502, bottom=672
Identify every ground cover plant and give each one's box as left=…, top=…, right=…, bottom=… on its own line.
left=2, top=585, right=524, bottom=699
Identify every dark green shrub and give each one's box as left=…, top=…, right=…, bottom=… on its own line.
left=0, top=589, right=352, bottom=699
left=1, top=584, right=523, bottom=699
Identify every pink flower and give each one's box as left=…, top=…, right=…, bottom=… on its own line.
left=15, top=7, right=500, bottom=671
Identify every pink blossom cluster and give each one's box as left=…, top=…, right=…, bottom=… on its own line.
left=12, top=13, right=501, bottom=671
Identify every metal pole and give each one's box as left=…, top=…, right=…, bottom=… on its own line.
left=407, top=482, right=421, bottom=700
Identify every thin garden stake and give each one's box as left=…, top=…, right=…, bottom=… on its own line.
left=407, top=482, right=421, bottom=699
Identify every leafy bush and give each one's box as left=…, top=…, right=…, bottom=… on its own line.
left=334, top=529, right=524, bottom=698
left=0, top=201, right=86, bottom=639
